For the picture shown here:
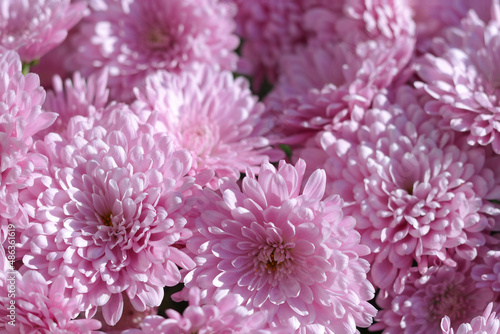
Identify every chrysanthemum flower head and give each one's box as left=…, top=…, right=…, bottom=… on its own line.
left=124, top=287, right=273, bottom=334
left=0, top=249, right=101, bottom=333
left=0, top=48, right=56, bottom=240
left=69, top=0, right=239, bottom=101
left=372, top=259, right=497, bottom=334
left=313, top=87, right=500, bottom=291
left=0, top=0, right=86, bottom=62
left=182, top=159, right=377, bottom=333
left=416, top=0, right=500, bottom=154
left=133, top=65, right=282, bottom=189
left=20, top=105, right=200, bottom=325
left=265, top=0, right=415, bottom=144
left=40, top=68, right=110, bottom=138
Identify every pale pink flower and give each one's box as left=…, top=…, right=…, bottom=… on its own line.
left=69, top=0, right=239, bottom=101
left=40, top=69, right=110, bottom=138
left=371, top=259, right=497, bottom=334
left=265, top=0, right=415, bottom=144
left=182, top=160, right=377, bottom=333
left=124, top=287, right=272, bottom=334
left=415, top=1, right=500, bottom=154
left=0, top=248, right=101, bottom=333
left=19, top=106, right=200, bottom=326
left=0, top=49, right=56, bottom=240
left=230, top=0, right=411, bottom=91
left=441, top=303, right=500, bottom=334
left=311, top=87, right=500, bottom=291
left=0, top=0, right=86, bottom=62
left=133, top=65, right=282, bottom=189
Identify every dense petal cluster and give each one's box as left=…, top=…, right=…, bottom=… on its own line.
left=471, top=244, right=500, bottom=292
left=69, top=0, right=239, bottom=101
left=441, top=302, right=500, bottom=334
left=265, top=0, right=415, bottom=143
left=41, top=69, right=110, bottom=138
left=0, top=249, right=101, bottom=333
left=0, top=49, right=56, bottom=240
left=125, top=287, right=272, bottom=334
left=227, top=0, right=333, bottom=89
left=372, top=259, right=497, bottom=334
left=0, top=0, right=85, bottom=62
left=182, top=160, right=376, bottom=333
left=133, top=65, right=281, bottom=188
left=416, top=1, right=500, bottom=153
left=405, top=0, right=470, bottom=51
left=4, top=0, right=500, bottom=332
left=19, top=106, right=198, bottom=325
left=306, top=88, right=500, bottom=291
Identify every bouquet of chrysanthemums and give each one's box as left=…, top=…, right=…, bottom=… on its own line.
left=4, top=0, right=500, bottom=333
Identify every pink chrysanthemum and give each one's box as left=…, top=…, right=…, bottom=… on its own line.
left=133, top=65, right=282, bottom=189
left=69, top=0, right=239, bottom=101
left=0, top=49, right=56, bottom=241
left=19, top=106, right=202, bottom=326
left=227, top=0, right=312, bottom=89
left=415, top=1, right=500, bottom=154
left=124, top=287, right=272, bottom=334
left=371, top=259, right=497, bottom=334
left=0, top=249, right=101, bottom=333
left=441, top=302, right=500, bottom=334
left=265, top=0, right=415, bottom=144
left=40, top=69, right=110, bottom=138
left=182, top=160, right=377, bottom=333
left=310, top=87, right=500, bottom=291
left=0, top=0, right=85, bottom=62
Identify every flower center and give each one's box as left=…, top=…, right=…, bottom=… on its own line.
left=147, top=27, right=171, bottom=50
left=184, top=124, right=217, bottom=157
left=101, top=212, right=113, bottom=227
left=266, top=251, right=278, bottom=271
left=257, top=243, right=294, bottom=277
left=428, top=284, right=466, bottom=322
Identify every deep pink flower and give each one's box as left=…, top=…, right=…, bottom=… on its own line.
left=371, top=259, right=497, bottom=334
left=68, top=0, right=239, bottom=101
left=265, top=0, right=415, bottom=144
left=441, top=302, right=500, bottom=334
left=416, top=1, right=500, bottom=154
left=0, top=249, right=101, bottom=333
left=307, top=87, right=500, bottom=291
left=0, top=0, right=86, bottom=62
left=0, top=49, right=56, bottom=241
left=182, top=160, right=377, bottom=333
left=124, top=287, right=272, bottom=334
left=19, top=106, right=200, bottom=326
left=133, top=65, right=282, bottom=189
